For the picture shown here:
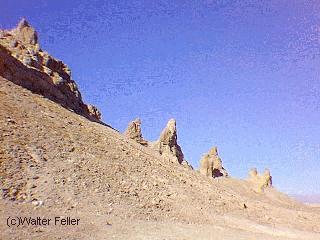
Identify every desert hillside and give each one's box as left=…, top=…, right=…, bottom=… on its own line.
left=1, top=20, right=320, bottom=240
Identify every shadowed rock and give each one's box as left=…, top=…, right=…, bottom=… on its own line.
left=199, top=146, right=228, bottom=178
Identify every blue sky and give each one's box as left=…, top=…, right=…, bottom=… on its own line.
left=1, top=0, right=319, bottom=195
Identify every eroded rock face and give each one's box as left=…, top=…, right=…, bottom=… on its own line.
left=10, top=18, right=38, bottom=45
left=199, top=146, right=228, bottom=178
left=124, top=118, right=148, bottom=146
left=87, top=105, right=102, bottom=121
left=248, top=168, right=272, bottom=192
left=152, top=119, right=191, bottom=168
left=0, top=19, right=101, bottom=122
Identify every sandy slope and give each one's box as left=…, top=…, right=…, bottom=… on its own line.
left=1, top=78, right=320, bottom=239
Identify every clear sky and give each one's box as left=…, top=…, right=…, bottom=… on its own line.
left=1, top=0, right=319, bottom=195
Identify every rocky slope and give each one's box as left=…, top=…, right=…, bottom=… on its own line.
left=1, top=20, right=320, bottom=240
left=1, top=78, right=320, bottom=239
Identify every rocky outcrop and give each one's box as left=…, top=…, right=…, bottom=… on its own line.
left=0, top=19, right=101, bottom=122
left=199, top=146, right=228, bottom=178
left=87, top=104, right=102, bottom=121
left=248, top=168, right=272, bottom=192
left=124, top=118, right=148, bottom=146
left=248, top=168, right=258, bottom=179
left=152, top=119, right=191, bottom=168
left=10, top=18, right=38, bottom=45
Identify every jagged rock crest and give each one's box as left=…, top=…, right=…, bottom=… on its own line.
left=10, top=18, right=38, bottom=45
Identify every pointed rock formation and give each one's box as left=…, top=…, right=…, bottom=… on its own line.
left=0, top=19, right=101, bottom=121
left=199, top=146, right=228, bottom=178
left=263, top=168, right=272, bottom=187
left=152, top=119, right=191, bottom=168
left=248, top=168, right=272, bottom=192
left=124, top=118, right=148, bottom=146
left=10, top=18, right=38, bottom=45
left=248, top=168, right=258, bottom=179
